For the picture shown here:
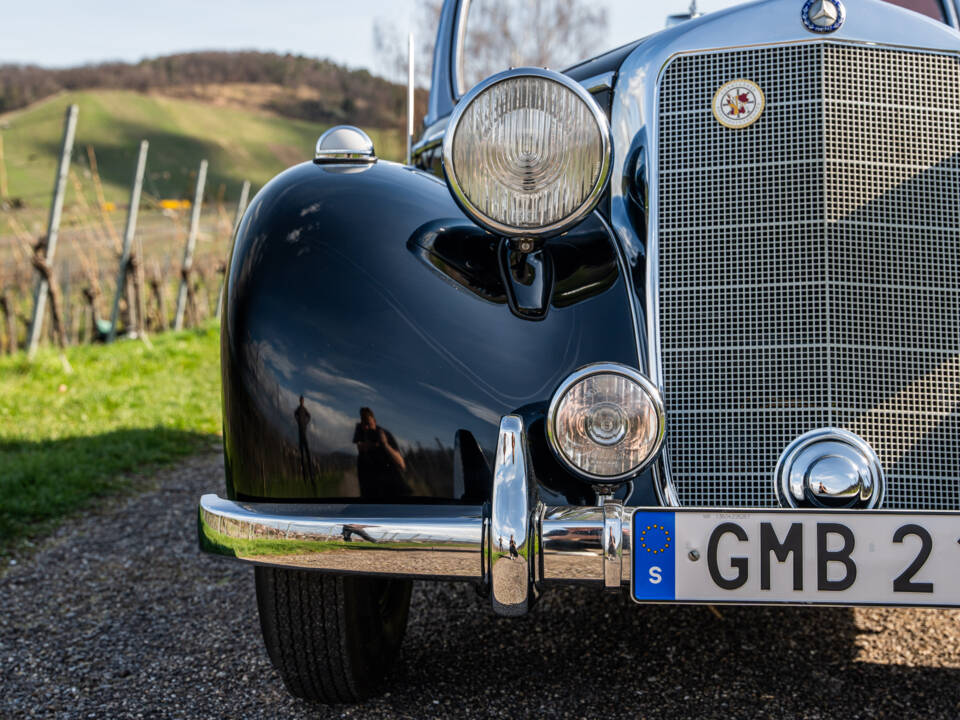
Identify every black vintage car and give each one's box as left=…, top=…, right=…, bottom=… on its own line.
left=199, top=0, right=960, bottom=703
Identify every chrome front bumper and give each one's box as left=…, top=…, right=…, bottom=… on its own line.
left=199, top=415, right=634, bottom=616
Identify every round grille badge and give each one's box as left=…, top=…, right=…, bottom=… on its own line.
left=712, top=79, right=765, bottom=129
left=802, top=0, right=845, bottom=33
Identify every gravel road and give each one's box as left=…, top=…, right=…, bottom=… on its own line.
left=2, top=453, right=960, bottom=719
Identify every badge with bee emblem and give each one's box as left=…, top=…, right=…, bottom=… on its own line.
left=712, top=79, right=765, bottom=129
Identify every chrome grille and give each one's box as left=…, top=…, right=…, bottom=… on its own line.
left=657, top=43, right=960, bottom=509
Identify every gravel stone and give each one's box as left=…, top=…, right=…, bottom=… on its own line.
left=2, top=452, right=960, bottom=719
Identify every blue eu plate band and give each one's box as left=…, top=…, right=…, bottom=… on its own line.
left=632, top=511, right=677, bottom=601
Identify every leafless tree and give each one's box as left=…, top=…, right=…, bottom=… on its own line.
left=372, top=1, right=443, bottom=87
left=461, top=0, right=608, bottom=88
left=374, top=0, right=608, bottom=93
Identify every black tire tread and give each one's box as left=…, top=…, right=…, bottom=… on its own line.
left=255, top=567, right=409, bottom=704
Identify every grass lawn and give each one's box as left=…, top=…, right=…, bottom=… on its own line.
left=0, top=89, right=404, bottom=235
left=0, top=324, right=222, bottom=551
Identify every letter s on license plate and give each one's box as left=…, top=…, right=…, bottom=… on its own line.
left=630, top=509, right=960, bottom=607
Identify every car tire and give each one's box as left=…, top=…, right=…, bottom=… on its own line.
left=254, top=567, right=412, bottom=703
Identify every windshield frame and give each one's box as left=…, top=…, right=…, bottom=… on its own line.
left=451, top=0, right=472, bottom=98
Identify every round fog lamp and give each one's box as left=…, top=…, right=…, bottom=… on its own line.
left=547, top=363, right=665, bottom=481
left=585, top=402, right=627, bottom=446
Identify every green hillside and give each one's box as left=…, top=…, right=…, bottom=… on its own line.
left=0, top=89, right=405, bottom=212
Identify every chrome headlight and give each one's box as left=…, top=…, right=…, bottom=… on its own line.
left=547, top=364, right=665, bottom=481
left=442, top=67, right=611, bottom=238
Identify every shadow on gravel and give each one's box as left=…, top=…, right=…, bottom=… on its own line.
left=382, top=583, right=960, bottom=719
left=0, top=428, right=217, bottom=546
left=2, top=453, right=957, bottom=720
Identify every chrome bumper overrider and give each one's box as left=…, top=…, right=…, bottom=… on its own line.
left=199, top=415, right=632, bottom=616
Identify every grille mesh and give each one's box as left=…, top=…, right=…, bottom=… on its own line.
left=657, top=43, right=960, bottom=509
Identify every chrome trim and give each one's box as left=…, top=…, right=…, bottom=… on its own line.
left=453, top=0, right=472, bottom=97
left=314, top=125, right=376, bottom=164
left=200, top=415, right=643, bottom=611
left=540, top=506, right=604, bottom=584
left=602, top=501, right=623, bottom=591
left=201, top=495, right=630, bottom=591
left=948, top=0, right=959, bottom=30
left=490, top=415, right=538, bottom=616
left=201, top=494, right=960, bottom=610
left=441, top=66, right=612, bottom=238
left=775, top=428, right=886, bottom=510
left=545, top=362, right=666, bottom=483
left=411, top=119, right=447, bottom=160
left=595, top=210, right=645, bottom=379
left=580, top=70, right=616, bottom=93
left=607, top=0, right=960, bottom=507
left=198, top=495, right=484, bottom=579
left=539, top=504, right=636, bottom=586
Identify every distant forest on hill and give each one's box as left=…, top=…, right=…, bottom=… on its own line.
left=0, top=51, right=426, bottom=128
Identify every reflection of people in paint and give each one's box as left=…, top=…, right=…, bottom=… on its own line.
left=342, top=524, right=376, bottom=543
left=509, top=534, right=518, bottom=559
left=352, top=407, right=409, bottom=498
left=498, top=536, right=504, bottom=554
left=294, top=395, right=315, bottom=488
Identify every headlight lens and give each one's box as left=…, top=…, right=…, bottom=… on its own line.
left=547, top=364, right=665, bottom=481
left=442, top=68, right=610, bottom=238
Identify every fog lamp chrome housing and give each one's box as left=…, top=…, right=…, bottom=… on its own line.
left=441, top=67, right=611, bottom=238
left=547, top=363, right=665, bottom=482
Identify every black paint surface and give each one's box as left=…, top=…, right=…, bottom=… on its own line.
left=221, top=160, right=651, bottom=505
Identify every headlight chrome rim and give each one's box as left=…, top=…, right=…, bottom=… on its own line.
left=546, top=362, right=666, bottom=482
left=442, top=67, right=612, bottom=238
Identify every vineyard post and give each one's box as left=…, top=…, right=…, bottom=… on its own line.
left=174, top=159, right=208, bottom=330
left=0, top=291, right=16, bottom=354
left=26, top=104, right=79, bottom=359
left=107, top=140, right=149, bottom=342
left=0, top=131, right=8, bottom=200
left=215, top=179, right=250, bottom=321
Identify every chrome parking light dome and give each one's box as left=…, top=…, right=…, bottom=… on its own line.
left=315, top=125, right=377, bottom=164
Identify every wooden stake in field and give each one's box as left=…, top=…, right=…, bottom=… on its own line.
left=147, top=261, right=168, bottom=332
left=26, top=104, right=79, bottom=359
left=174, top=159, right=208, bottom=331
left=0, top=291, right=17, bottom=354
left=215, top=180, right=250, bottom=321
left=107, top=140, right=149, bottom=342
left=0, top=132, right=8, bottom=201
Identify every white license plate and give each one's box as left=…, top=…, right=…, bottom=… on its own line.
left=631, top=509, right=960, bottom=606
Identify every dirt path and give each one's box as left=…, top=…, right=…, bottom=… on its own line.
left=2, top=453, right=959, bottom=719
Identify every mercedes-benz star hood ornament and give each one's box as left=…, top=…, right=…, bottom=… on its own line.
left=802, top=0, right=845, bottom=33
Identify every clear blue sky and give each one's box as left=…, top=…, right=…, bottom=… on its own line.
left=0, top=1, right=743, bottom=77
left=0, top=0, right=418, bottom=72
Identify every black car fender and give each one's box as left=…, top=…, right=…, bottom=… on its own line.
left=221, top=159, right=652, bottom=506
